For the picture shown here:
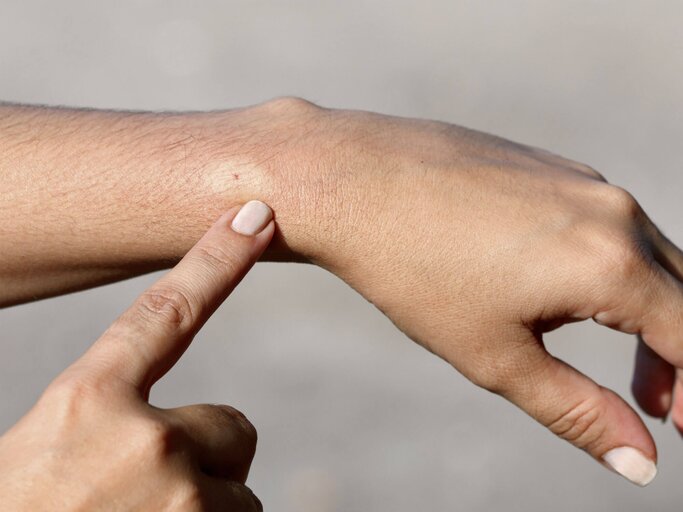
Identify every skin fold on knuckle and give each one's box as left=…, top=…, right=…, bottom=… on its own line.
left=134, top=286, right=197, bottom=333
left=545, top=397, right=606, bottom=452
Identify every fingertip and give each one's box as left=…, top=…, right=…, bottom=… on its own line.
left=602, top=446, right=658, bottom=487
left=258, top=217, right=275, bottom=237
left=593, top=389, right=658, bottom=486
left=202, top=203, right=275, bottom=259
left=92, top=203, right=276, bottom=390
left=230, top=200, right=273, bottom=236
left=632, top=339, right=675, bottom=419
left=632, top=379, right=672, bottom=420
left=515, top=353, right=658, bottom=484
left=596, top=387, right=658, bottom=458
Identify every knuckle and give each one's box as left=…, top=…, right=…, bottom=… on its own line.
left=134, top=287, right=196, bottom=331
left=202, top=404, right=258, bottom=452
left=577, top=217, right=648, bottom=286
left=225, top=481, right=262, bottom=512
left=465, top=341, right=543, bottom=395
left=602, top=185, right=643, bottom=222
left=546, top=398, right=606, bottom=450
left=139, top=416, right=186, bottom=461
left=466, top=358, right=517, bottom=395
left=472, top=376, right=503, bottom=394
left=595, top=233, right=647, bottom=283
left=466, top=367, right=505, bottom=394
left=40, top=373, right=109, bottom=430
left=43, top=373, right=101, bottom=409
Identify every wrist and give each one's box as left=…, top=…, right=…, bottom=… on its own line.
left=197, top=98, right=354, bottom=265
left=0, top=100, right=354, bottom=305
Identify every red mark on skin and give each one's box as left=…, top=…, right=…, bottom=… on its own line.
left=232, top=173, right=239, bottom=180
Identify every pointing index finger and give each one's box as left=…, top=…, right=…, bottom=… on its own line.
left=83, top=201, right=274, bottom=392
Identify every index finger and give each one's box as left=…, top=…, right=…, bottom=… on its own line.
left=82, top=200, right=274, bottom=393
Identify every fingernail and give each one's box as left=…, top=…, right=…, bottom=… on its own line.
left=231, top=200, right=273, bottom=236
left=661, top=392, right=672, bottom=422
left=602, top=446, right=657, bottom=486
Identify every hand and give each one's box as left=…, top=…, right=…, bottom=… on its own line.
left=261, top=102, right=683, bottom=486
left=0, top=201, right=274, bottom=511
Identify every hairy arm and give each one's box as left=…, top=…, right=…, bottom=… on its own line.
left=0, top=98, right=326, bottom=306
left=3, top=97, right=683, bottom=484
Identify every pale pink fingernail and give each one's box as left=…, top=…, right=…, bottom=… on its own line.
left=231, top=200, right=273, bottom=236
left=603, top=446, right=657, bottom=486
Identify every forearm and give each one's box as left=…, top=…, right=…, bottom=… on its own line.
left=6, top=96, right=683, bottom=487
left=0, top=98, right=329, bottom=306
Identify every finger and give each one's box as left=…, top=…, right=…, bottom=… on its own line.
left=631, top=337, right=674, bottom=419
left=169, top=404, right=257, bottom=483
left=644, top=224, right=683, bottom=432
left=592, top=258, right=683, bottom=369
left=199, top=477, right=262, bottom=512
left=648, top=224, right=683, bottom=282
left=496, top=330, right=657, bottom=487
left=82, top=201, right=274, bottom=391
left=577, top=192, right=683, bottom=370
left=671, top=370, right=683, bottom=436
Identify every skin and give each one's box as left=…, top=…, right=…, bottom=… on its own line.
left=1, top=98, right=682, bottom=491
left=0, top=208, right=273, bottom=511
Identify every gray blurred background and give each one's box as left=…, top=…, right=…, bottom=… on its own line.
left=1, top=1, right=682, bottom=510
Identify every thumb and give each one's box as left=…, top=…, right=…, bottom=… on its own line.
left=497, top=330, right=657, bottom=487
